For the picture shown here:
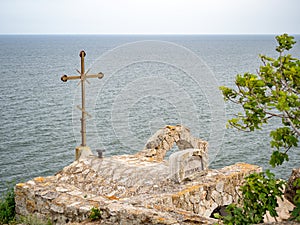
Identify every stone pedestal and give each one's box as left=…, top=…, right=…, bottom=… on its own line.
left=75, top=146, right=93, bottom=160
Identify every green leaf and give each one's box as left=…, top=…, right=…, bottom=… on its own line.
left=275, top=33, right=296, bottom=52
left=269, top=151, right=289, bottom=167
left=213, top=213, right=221, bottom=219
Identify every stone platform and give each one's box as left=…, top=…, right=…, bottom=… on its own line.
left=15, top=157, right=260, bottom=224
left=14, top=125, right=262, bottom=224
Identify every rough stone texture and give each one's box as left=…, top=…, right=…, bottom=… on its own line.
left=169, top=148, right=208, bottom=183
left=136, top=125, right=208, bottom=162
left=263, top=196, right=295, bottom=223
left=284, top=167, right=300, bottom=204
left=15, top=156, right=260, bottom=224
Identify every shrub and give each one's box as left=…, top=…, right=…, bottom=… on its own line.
left=220, top=33, right=300, bottom=223
left=89, top=207, right=101, bottom=221
left=0, top=183, right=16, bottom=225
left=215, top=170, right=285, bottom=225
left=290, top=177, right=300, bottom=221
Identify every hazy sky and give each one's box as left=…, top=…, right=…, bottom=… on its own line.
left=0, top=0, right=299, bottom=34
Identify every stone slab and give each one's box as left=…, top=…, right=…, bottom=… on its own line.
left=169, top=148, right=208, bottom=183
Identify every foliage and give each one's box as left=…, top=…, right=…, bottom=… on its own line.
left=0, top=183, right=16, bottom=225
left=18, top=214, right=52, bottom=225
left=220, top=33, right=300, bottom=167
left=0, top=183, right=52, bottom=225
left=218, top=170, right=285, bottom=224
left=290, top=177, right=300, bottom=221
left=89, top=207, right=101, bottom=221
left=219, top=34, right=300, bottom=224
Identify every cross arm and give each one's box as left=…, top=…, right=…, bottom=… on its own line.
left=61, top=75, right=81, bottom=82
left=86, top=72, right=104, bottom=79
left=61, top=72, right=104, bottom=82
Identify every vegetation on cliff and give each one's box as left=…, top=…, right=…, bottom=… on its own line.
left=0, top=183, right=53, bottom=225
left=0, top=183, right=15, bottom=224
left=220, top=34, right=300, bottom=223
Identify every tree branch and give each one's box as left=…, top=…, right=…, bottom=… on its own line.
left=265, top=112, right=285, bottom=118
left=228, top=121, right=252, bottom=132
left=283, top=111, right=300, bottom=136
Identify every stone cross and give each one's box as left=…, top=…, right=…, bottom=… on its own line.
left=61, top=51, right=104, bottom=158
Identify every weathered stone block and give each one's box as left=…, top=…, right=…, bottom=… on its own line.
left=50, top=203, right=64, bottom=214
left=216, top=181, right=224, bottom=193
left=169, top=148, right=208, bottom=183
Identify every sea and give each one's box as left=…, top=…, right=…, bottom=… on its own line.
left=0, top=35, right=299, bottom=194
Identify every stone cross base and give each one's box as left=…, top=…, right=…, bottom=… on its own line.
left=75, top=146, right=93, bottom=161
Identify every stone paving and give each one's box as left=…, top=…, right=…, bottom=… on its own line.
left=15, top=156, right=261, bottom=224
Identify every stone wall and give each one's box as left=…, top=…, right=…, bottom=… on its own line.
left=15, top=125, right=276, bottom=224
left=14, top=125, right=297, bottom=224
left=15, top=155, right=261, bottom=224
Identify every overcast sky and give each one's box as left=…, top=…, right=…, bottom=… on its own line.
left=0, top=0, right=299, bottom=35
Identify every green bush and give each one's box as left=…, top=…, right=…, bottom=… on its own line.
left=0, top=184, right=16, bottom=225
left=89, top=207, right=101, bottom=221
left=290, top=177, right=300, bottom=221
left=220, top=34, right=300, bottom=224
left=216, top=170, right=285, bottom=225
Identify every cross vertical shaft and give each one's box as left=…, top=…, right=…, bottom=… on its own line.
left=80, top=51, right=86, bottom=146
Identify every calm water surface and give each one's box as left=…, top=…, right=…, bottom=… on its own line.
left=0, top=35, right=299, bottom=193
